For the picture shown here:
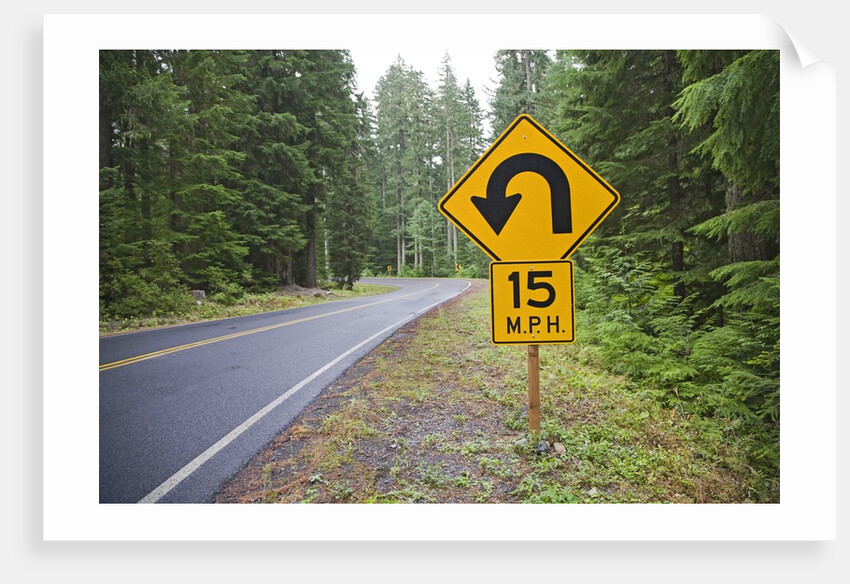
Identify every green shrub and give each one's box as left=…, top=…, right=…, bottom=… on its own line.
left=102, top=272, right=193, bottom=320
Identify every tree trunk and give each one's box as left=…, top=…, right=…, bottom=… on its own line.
left=663, top=50, right=686, bottom=300
left=305, top=197, right=317, bottom=288
left=98, top=60, right=111, bottom=176
left=523, top=50, right=534, bottom=115
left=452, top=225, right=457, bottom=264
left=725, top=180, right=771, bottom=262
left=667, top=132, right=685, bottom=301
left=447, top=135, right=457, bottom=264
left=285, top=259, right=293, bottom=286
left=400, top=215, right=406, bottom=270
left=396, top=211, right=403, bottom=273
left=324, top=216, right=330, bottom=275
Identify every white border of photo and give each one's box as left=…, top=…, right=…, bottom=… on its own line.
left=43, top=12, right=835, bottom=541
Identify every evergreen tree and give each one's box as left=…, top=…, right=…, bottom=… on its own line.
left=237, top=50, right=312, bottom=288
left=454, top=78, right=490, bottom=278
left=99, top=50, right=193, bottom=318
left=458, top=79, right=486, bottom=157
left=357, top=99, right=395, bottom=276
left=540, top=51, right=707, bottom=397
left=289, top=50, right=362, bottom=288
left=674, top=50, right=780, bottom=471
left=489, top=49, right=551, bottom=137
left=675, top=50, right=780, bottom=263
left=324, top=69, right=376, bottom=289
left=435, top=52, right=465, bottom=268
left=374, top=56, right=432, bottom=274
left=167, top=50, right=252, bottom=299
left=545, top=50, right=715, bottom=301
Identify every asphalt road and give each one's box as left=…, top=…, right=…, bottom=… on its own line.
left=99, top=277, right=471, bottom=503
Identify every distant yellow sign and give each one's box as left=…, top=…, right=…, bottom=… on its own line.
left=489, top=260, right=574, bottom=345
left=438, top=114, right=619, bottom=261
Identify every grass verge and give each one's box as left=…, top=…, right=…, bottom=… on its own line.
left=214, top=280, right=772, bottom=504
left=100, top=282, right=397, bottom=335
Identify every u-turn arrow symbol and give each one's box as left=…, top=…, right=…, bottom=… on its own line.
left=471, top=153, right=573, bottom=236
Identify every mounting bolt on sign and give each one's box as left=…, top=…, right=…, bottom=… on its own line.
left=438, top=114, right=620, bottom=433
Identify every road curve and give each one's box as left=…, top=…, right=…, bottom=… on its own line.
left=99, top=277, right=471, bottom=503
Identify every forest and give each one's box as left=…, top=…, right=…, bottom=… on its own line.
left=99, top=49, right=779, bottom=492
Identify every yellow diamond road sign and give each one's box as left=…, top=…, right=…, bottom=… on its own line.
left=439, top=114, right=619, bottom=261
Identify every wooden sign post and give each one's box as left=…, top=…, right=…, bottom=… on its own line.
left=527, top=344, right=541, bottom=433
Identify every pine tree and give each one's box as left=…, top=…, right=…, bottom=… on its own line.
left=99, top=50, right=194, bottom=318
left=542, top=50, right=712, bottom=301
left=675, top=51, right=780, bottom=470
left=374, top=56, right=433, bottom=274
left=237, top=50, right=312, bottom=288
left=167, top=50, right=251, bottom=298
left=489, top=49, right=551, bottom=137
left=274, top=50, right=367, bottom=288
left=454, top=78, right=490, bottom=278
left=323, top=65, right=376, bottom=289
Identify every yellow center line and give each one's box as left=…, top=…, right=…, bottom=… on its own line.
left=99, top=282, right=440, bottom=372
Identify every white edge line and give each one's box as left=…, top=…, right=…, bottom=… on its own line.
left=138, top=280, right=472, bottom=503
